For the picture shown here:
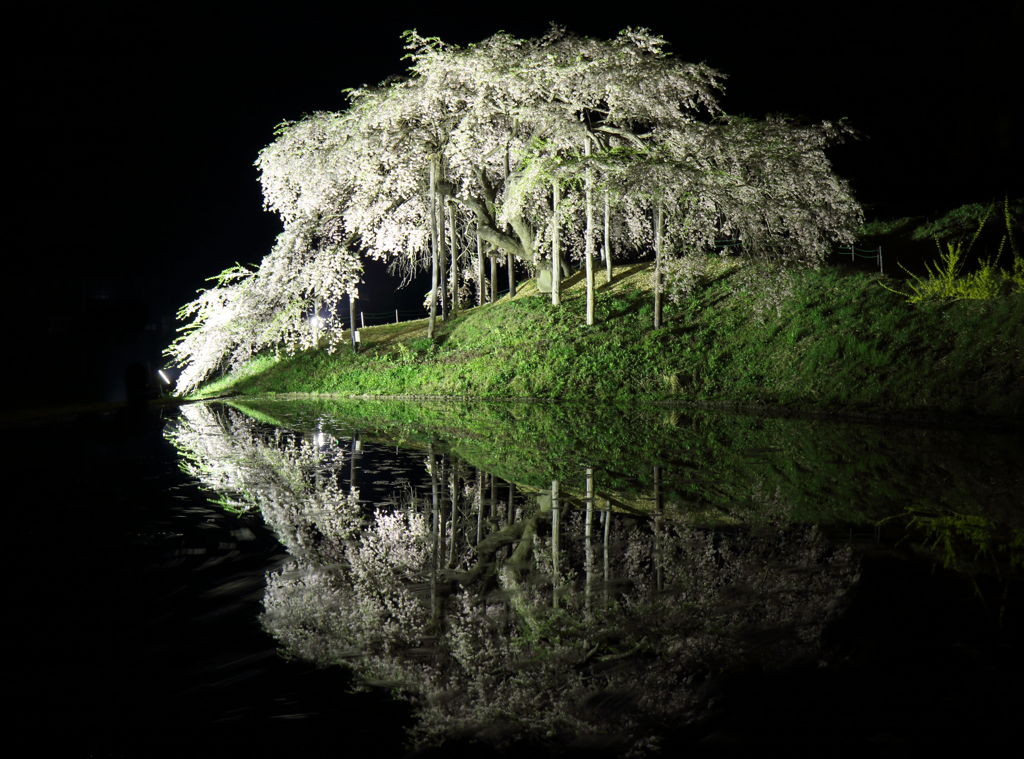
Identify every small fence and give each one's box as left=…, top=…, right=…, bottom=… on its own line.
left=832, top=245, right=884, bottom=274
left=342, top=243, right=884, bottom=330
left=714, top=239, right=883, bottom=273
left=328, top=296, right=514, bottom=330
left=326, top=308, right=424, bottom=330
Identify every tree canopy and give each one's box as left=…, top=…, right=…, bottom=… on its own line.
left=167, top=26, right=862, bottom=393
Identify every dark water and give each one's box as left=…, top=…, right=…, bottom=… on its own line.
left=8, top=406, right=409, bottom=757
left=9, top=399, right=1024, bottom=755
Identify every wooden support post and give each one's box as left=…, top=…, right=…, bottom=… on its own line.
left=349, top=293, right=357, bottom=352
left=654, top=201, right=663, bottom=329
left=552, top=179, right=561, bottom=306
left=604, top=192, right=612, bottom=284
left=551, top=478, right=560, bottom=607
left=448, top=199, right=459, bottom=315
left=584, top=136, right=595, bottom=326
left=428, top=157, right=438, bottom=339
left=476, top=225, right=484, bottom=308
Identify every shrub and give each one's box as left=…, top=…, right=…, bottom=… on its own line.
left=885, top=198, right=1023, bottom=302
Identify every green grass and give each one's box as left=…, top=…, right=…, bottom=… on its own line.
left=224, top=395, right=1024, bottom=528
left=192, top=260, right=1024, bottom=420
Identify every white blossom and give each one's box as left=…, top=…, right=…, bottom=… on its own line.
left=168, top=27, right=861, bottom=387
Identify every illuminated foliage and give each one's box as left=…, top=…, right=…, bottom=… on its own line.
left=169, top=27, right=861, bottom=390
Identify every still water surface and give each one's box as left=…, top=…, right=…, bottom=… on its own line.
left=11, top=399, right=1024, bottom=755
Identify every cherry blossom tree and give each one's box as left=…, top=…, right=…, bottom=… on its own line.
left=251, top=27, right=731, bottom=327
left=168, top=26, right=863, bottom=385
left=259, top=26, right=861, bottom=324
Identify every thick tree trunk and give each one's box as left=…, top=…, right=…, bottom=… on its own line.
left=584, top=137, right=595, bottom=326
left=654, top=200, right=664, bottom=329
left=459, top=194, right=533, bottom=276
left=509, top=215, right=536, bottom=270
left=428, top=159, right=439, bottom=339
left=551, top=179, right=561, bottom=306
left=456, top=146, right=540, bottom=295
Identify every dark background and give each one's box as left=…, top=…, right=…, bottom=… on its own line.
left=6, top=1, right=1022, bottom=408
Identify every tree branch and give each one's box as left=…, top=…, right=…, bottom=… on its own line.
left=594, top=125, right=650, bottom=149
left=473, top=167, right=497, bottom=209
left=455, top=193, right=525, bottom=259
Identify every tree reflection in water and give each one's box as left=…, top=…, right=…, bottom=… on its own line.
left=168, top=403, right=860, bottom=753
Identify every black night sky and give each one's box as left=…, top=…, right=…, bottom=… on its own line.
left=7, top=2, right=1022, bottom=409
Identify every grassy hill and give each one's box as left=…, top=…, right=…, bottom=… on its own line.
left=192, top=260, right=1023, bottom=422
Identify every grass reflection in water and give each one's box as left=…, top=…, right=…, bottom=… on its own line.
left=166, top=400, right=1024, bottom=753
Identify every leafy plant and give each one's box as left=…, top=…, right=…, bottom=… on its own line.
left=884, top=197, right=1023, bottom=302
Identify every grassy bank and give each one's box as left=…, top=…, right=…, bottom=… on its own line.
left=193, top=261, right=1024, bottom=421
